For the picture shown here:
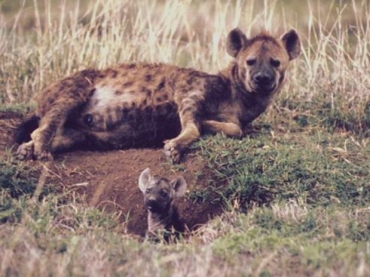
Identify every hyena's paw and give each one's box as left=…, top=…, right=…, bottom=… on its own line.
left=164, top=139, right=183, bottom=164
left=17, top=141, right=53, bottom=161
left=16, top=141, right=35, bottom=160
left=34, top=149, right=53, bottom=161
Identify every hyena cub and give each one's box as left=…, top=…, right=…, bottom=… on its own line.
left=16, top=28, right=300, bottom=163
left=138, top=168, right=187, bottom=241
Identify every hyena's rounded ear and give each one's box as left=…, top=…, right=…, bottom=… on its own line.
left=226, top=28, right=248, bottom=58
left=280, top=29, right=301, bottom=61
left=139, top=168, right=152, bottom=192
left=171, top=176, right=187, bottom=198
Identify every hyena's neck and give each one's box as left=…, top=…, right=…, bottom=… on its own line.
left=147, top=207, right=174, bottom=233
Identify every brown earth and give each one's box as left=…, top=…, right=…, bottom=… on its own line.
left=0, top=111, right=224, bottom=236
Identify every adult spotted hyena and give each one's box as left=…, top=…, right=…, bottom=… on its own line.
left=16, top=28, right=300, bottom=163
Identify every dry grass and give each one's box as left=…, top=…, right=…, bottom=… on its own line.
left=0, top=0, right=370, bottom=276
left=1, top=1, right=369, bottom=113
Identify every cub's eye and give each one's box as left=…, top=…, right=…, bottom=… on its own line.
left=160, top=190, right=168, bottom=197
left=270, top=58, right=281, bottom=67
left=83, top=114, right=94, bottom=126
left=145, top=188, right=152, bottom=194
left=246, top=58, right=256, bottom=66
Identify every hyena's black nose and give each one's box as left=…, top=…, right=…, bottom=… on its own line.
left=253, top=72, right=273, bottom=85
left=146, top=199, right=160, bottom=211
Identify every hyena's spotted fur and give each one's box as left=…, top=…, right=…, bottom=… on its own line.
left=138, top=168, right=187, bottom=241
left=16, top=28, right=301, bottom=163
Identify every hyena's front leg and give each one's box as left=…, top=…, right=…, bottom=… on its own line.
left=164, top=95, right=202, bottom=163
left=201, top=120, right=243, bottom=138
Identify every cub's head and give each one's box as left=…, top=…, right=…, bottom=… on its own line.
left=226, top=28, right=301, bottom=96
left=138, top=168, right=187, bottom=214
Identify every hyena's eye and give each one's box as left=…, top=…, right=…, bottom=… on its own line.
left=246, top=58, right=256, bottom=66
left=270, top=58, right=281, bottom=68
left=145, top=188, right=152, bottom=194
left=83, top=114, right=94, bottom=126
left=160, top=190, right=168, bottom=197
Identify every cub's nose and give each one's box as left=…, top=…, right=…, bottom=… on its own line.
left=253, top=72, right=273, bottom=85
left=146, top=199, right=160, bottom=211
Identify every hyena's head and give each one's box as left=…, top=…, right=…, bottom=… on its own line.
left=226, top=28, right=301, bottom=96
left=138, top=168, right=187, bottom=214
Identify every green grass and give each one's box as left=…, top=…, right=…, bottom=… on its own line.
left=1, top=0, right=370, bottom=276
left=2, top=161, right=367, bottom=276
left=1, top=123, right=368, bottom=276
left=193, top=129, right=369, bottom=209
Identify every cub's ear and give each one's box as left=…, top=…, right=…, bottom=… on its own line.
left=280, top=29, right=301, bottom=61
left=226, top=28, right=248, bottom=58
left=171, top=176, right=187, bottom=198
left=138, top=168, right=152, bottom=192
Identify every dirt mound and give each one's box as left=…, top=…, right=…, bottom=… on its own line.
left=0, top=111, right=224, bottom=236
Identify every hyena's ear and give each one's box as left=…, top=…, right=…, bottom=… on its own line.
left=226, top=28, right=248, bottom=58
left=171, top=176, right=187, bottom=198
left=280, top=29, right=301, bottom=61
left=139, top=168, right=152, bottom=192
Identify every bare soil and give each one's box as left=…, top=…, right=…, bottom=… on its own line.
left=0, top=111, right=224, bottom=236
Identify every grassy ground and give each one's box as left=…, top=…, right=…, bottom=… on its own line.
left=1, top=0, right=369, bottom=276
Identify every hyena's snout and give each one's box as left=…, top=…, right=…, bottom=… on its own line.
left=251, top=68, right=276, bottom=91
left=145, top=195, right=168, bottom=213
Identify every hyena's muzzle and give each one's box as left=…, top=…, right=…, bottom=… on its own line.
left=144, top=190, right=172, bottom=214
left=249, top=63, right=278, bottom=94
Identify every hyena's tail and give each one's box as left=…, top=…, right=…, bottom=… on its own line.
left=13, top=113, right=40, bottom=144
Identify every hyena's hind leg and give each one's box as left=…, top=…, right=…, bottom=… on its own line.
left=50, top=127, right=87, bottom=152
left=17, top=140, right=35, bottom=160
left=164, top=92, right=203, bottom=163
left=19, top=69, right=98, bottom=160
left=14, top=113, right=39, bottom=160
left=17, top=127, right=87, bottom=160
left=29, top=99, right=86, bottom=160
